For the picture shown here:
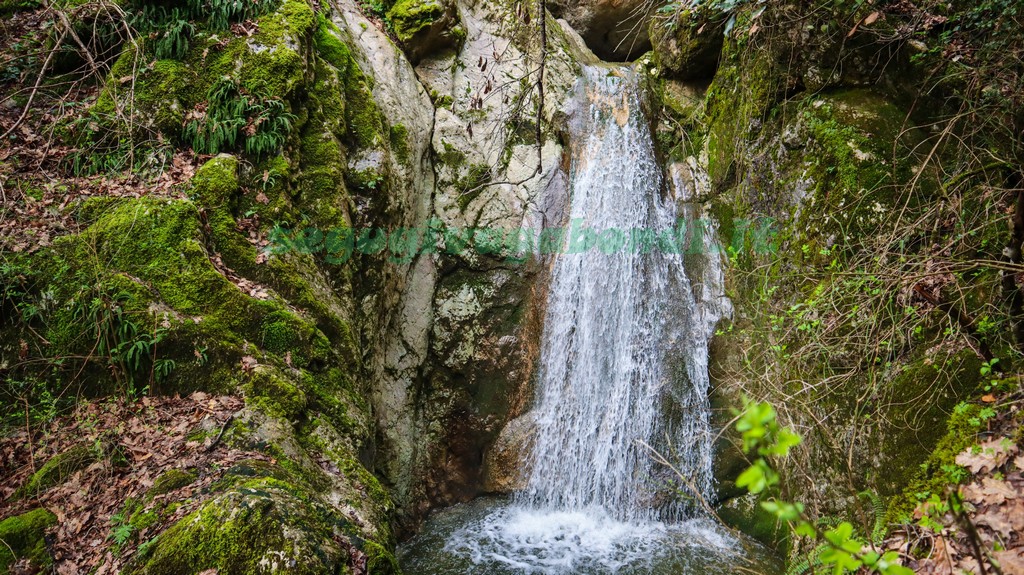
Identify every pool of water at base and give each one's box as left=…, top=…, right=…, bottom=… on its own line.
left=397, top=497, right=784, bottom=575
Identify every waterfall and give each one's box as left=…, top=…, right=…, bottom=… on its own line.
left=520, top=65, right=716, bottom=521
left=398, top=65, right=754, bottom=575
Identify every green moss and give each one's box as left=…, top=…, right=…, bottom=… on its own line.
left=389, top=124, right=410, bottom=164
left=702, top=24, right=778, bottom=187
left=313, top=16, right=353, bottom=71
left=885, top=401, right=988, bottom=524
left=14, top=192, right=323, bottom=395
left=386, top=0, right=444, bottom=43
left=94, top=46, right=199, bottom=138
left=365, top=540, right=401, bottom=573
left=148, top=468, right=199, bottom=498
left=16, top=443, right=99, bottom=497
left=453, top=163, right=490, bottom=211
left=133, top=511, right=160, bottom=532
left=191, top=154, right=240, bottom=206
left=295, top=419, right=392, bottom=516
left=244, top=367, right=308, bottom=420
left=126, top=475, right=346, bottom=575
left=0, top=508, right=57, bottom=571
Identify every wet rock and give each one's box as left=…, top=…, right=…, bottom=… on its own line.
left=483, top=412, right=537, bottom=492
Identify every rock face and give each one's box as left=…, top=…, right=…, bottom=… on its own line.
left=482, top=411, right=537, bottom=492
left=338, top=0, right=589, bottom=524
left=647, top=0, right=1009, bottom=556
left=649, top=9, right=724, bottom=80
left=552, top=0, right=655, bottom=60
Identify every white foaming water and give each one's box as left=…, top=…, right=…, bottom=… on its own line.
left=444, top=505, right=736, bottom=575
left=404, top=66, right=745, bottom=575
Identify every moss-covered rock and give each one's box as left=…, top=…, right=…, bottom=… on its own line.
left=125, top=455, right=398, bottom=575
left=884, top=400, right=991, bottom=524
left=15, top=443, right=99, bottom=498
left=243, top=366, right=309, bottom=420
left=717, top=492, right=789, bottom=555
left=386, top=0, right=462, bottom=63
left=650, top=8, right=725, bottom=80
left=0, top=508, right=57, bottom=571
left=147, top=468, right=199, bottom=498
left=127, top=475, right=349, bottom=574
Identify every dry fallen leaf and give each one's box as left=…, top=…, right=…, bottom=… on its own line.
left=956, top=437, right=1018, bottom=474
left=994, top=549, right=1024, bottom=575
left=962, top=477, right=1021, bottom=505
left=974, top=501, right=1024, bottom=537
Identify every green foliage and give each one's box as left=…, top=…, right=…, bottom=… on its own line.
left=184, top=77, right=295, bottom=157
left=71, top=286, right=174, bottom=396
left=61, top=109, right=175, bottom=177
left=131, top=0, right=278, bottom=40
left=150, top=9, right=195, bottom=60
left=734, top=400, right=913, bottom=575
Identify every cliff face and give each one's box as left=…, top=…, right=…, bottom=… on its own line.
left=1, top=0, right=1021, bottom=569
left=1, top=0, right=590, bottom=568
left=644, top=0, right=1023, bottom=556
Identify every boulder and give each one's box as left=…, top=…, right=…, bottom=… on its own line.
left=650, top=9, right=725, bottom=80
left=483, top=412, right=537, bottom=492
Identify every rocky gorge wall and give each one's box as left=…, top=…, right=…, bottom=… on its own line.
left=2, top=0, right=1022, bottom=570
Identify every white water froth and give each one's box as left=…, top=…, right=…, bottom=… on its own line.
left=444, top=505, right=735, bottom=575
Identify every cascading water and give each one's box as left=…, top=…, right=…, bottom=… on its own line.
left=520, top=65, right=714, bottom=521
left=398, top=66, right=778, bottom=575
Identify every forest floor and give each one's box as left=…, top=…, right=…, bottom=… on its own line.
left=883, top=388, right=1024, bottom=575
left=0, top=394, right=262, bottom=575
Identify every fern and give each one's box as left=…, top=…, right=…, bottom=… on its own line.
left=787, top=542, right=832, bottom=575
left=189, top=0, right=279, bottom=30
left=858, top=490, right=889, bottom=543
left=785, top=494, right=889, bottom=575
left=185, top=77, right=295, bottom=157
left=153, top=11, right=195, bottom=60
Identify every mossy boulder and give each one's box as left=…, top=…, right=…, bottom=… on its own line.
left=15, top=443, right=99, bottom=498
left=147, top=468, right=199, bottom=498
left=386, top=0, right=462, bottom=63
left=717, top=492, right=789, bottom=555
left=243, top=366, right=309, bottom=420
left=0, top=508, right=57, bottom=571
left=126, top=460, right=397, bottom=575
left=128, top=476, right=346, bottom=574
left=94, top=0, right=315, bottom=143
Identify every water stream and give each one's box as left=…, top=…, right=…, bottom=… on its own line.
left=399, top=66, right=780, bottom=575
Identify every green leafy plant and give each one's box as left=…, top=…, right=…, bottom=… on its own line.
left=184, top=77, right=295, bottom=157
left=734, top=399, right=913, bottom=575
left=109, top=512, right=135, bottom=547
left=70, top=287, right=174, bottom=395
left=152, top=9, right=195, bottom=60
